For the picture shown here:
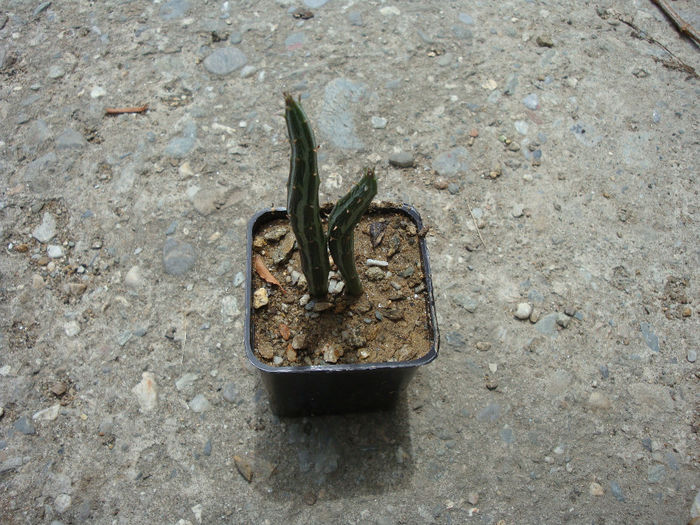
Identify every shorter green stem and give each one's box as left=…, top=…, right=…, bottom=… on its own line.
left=327, top=168, right=377, bottom=296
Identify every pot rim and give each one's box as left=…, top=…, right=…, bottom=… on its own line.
left=245, top=202, right=439, bottom=374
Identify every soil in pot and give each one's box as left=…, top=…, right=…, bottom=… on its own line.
left=251, top=207, right=432, bottom=367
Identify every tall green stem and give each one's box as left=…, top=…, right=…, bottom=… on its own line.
left=284, top=93, right=329, bottom=298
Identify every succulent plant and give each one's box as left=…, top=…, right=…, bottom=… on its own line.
left=284, top=93, right=377, bottom=298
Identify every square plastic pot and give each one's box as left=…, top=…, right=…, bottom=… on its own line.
left=244, top=204, right=439, bottom=417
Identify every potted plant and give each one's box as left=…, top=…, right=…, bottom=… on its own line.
left=244, top=94, right=439, bottom=416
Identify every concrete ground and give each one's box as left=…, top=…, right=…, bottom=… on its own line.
left=0, top=0, right=698, bottom=523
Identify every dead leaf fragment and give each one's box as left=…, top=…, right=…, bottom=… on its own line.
left=254, top=254, right=285, bottom=293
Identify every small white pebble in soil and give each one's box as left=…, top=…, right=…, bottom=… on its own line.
left=322, top=344, right=343, bottom=363
left=253, top=287, right=269, bottom=309
left=515, top=302, right=532, bottom=320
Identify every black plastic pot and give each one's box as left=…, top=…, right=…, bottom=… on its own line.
left=244, top=203, right=439, bottom=417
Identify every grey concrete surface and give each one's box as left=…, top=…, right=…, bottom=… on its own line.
left=0, top=0, right=698, bottom=523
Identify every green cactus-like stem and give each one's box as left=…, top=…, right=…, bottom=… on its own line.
left=284, top=93, right=329, bottom=298
left=328, top=168, right=377, bottom=296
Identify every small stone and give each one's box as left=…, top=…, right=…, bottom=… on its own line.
left=514, top=120, right=529, bottom=135
left=366, top=259, right=389, bottom=267
left=68, top=283, right=87, bottom=296
left=163, top=239, right=197, bottom=275
left=33, top=1, right=52, bottom=16
left=291, top=334, right=307, bottom=350
left=588, top=391, right=612, bottom=410
left=459, top=13, right=474, bottom=25
left=512, top=205, right=524, bottom=218
left=221, top=295, right=239, bottom=319
left=48, top=65, right=65, bottom=79
left=253, top=287, right=269, bottom=309
left=535, top=313, right=559, bottom=336
left=47, top=245, right=63, bottom=258
left=64, top=321, right=80, bottom=337
left=467, top=492, right=479, bottom=505
left=389, top=151, right=414, bottom=168
left=371, top=116, right=387, bottom=129
left=682, top=306, right=692, bottom=317
left=313, top=301, right=333, bottom=312
left=240, top=65, right=257, bottom=78
left=33, top=212, right=57, bottom=243
left=556, top=312, right=571, bottom=328
left=433, top=147, right=470, bottom=176
left=515, top=303, right=532, bottom=320
left=507, top=141, right=521, bottom=152
left=379, top=6, right=400, bottom=16
left=322, top=344, right=343, bottom=363
left=31, top=274, right=45, bottom=289
left=0, top=457, right=24, bottom=474
left=132, top=372, right=158, bottom=412
left=159, top=0, right=190, bottom=20
left=589, top=482, right=604, bottom=496
left=258, top=344, right=274, bottom=360
left=285, top=32, right=306, bottom=51
left=610, top=481, right=625, bottom=502
left=688, top=349, right=697, bottom=363
left=692, top=490, right=700, bottom=518
left=477, top=402, right=500, bottom=422
left=454, top=294, right=477, bottom=313
left=536, top=35, right=554, bottom=47
left=365, top=266, right=386, bottom=281
left=476, top=341, right=491, bottom=351
left=522, top=93, right=539, bottom=110
left=222, top=382, right=240, bottom=404
left=33, top=404, right=60, bottom=421
left=639, top=322, right=659, bottom=352
left=189, top=394, right=210, bottom=413
left=90, top=86, right=106, bottom=98
left=482, top=78, right=498, bottom=91
left=14, top=416, right=36, bottom=435
left=54, top=494, right=72, bottom=513
left=124, top=266, right=143, bottom=288
left=50, top=382, right=67, bottom=396
left=55, top=128, right=86, bottom=149
left=233, top=271, right=244, bottom=287
left=175, top=373, right=198, bottom=391
left=234, top=455, right=253, bottom=482
left=647, top=464, right=665, bottom=483
left=348, top=11, right=363, bottom=26
left=98, top=417, right=113, bottom=437
left=203, top=440, right=212, bottom=456
left=427, top=175, right=448, bottom=192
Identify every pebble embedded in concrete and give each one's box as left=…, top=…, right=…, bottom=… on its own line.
left=132, top=372, right=158, bottom=412
left=515, top=303, right=532, bottom=320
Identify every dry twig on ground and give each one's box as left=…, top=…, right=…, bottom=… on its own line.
left=650, top=0, right=700, bottom=46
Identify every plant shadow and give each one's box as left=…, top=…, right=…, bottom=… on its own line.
left=250, top=389, right=414, bottom=502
